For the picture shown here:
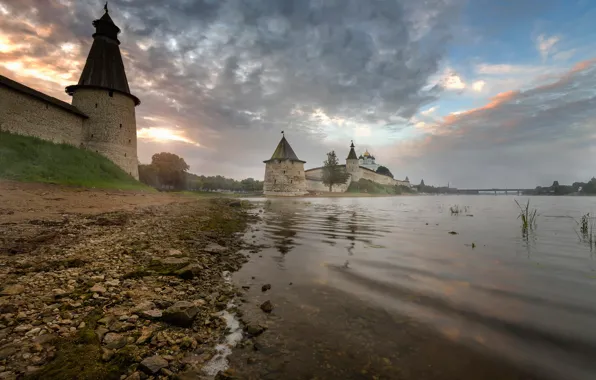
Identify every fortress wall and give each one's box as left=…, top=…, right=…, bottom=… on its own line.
left=264, top=160, right=307, bottom=195
left=0, top=85, right=84, bottom=145
left=361, top=169, right=396, bottom=186
left=306, top=176, right=352, bottom=193
left=72, top=89, right=139, bottom=179
left=304, top=167, right=324, bottom=180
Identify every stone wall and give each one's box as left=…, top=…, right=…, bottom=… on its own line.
left=306, top=176, right=352, bottom=193
left=0, top=85, right=84, bottom=145
left=263, top=160, right=307, bottom=195
left=361, top=168, right=395, bottom=185
left=72, top=88, right=139, bottom=179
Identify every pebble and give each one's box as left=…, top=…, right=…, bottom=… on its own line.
left=261, top=284, right=271, bottom=292
left=90, top=284, right=106, bottom=294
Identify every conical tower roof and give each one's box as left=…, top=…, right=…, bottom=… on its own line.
left=347, top=140, right=358, bottom=160
left=264, top=135, right=305, bottom=163
left=65, top=4, right=139, bottom=105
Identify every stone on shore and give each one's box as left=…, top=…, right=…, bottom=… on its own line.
left=0, top=285, right=25, bottom=296
left=139, top=355, right=168, bottom=375
left=162, top=301, right=199, bottom=327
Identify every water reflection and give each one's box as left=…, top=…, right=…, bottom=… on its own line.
left=248, top=196, right=596, bottom=380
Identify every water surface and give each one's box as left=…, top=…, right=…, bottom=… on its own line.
left=231, top=196, right=596, bottom=380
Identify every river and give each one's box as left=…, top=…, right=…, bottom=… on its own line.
left=229, top=195, right=596, bottom=380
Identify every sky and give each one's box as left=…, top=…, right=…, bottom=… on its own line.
left=1, top=0, right=596, bottom=188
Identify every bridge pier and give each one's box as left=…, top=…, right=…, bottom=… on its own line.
left=505, top=190, right=508, bottom=195
left=494, top=190, right=497, bottom=196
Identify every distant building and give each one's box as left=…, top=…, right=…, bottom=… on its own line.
left=0, top=5, right=140, bottom=178
left=263, top=134, right=308, bottom=196
left=358, top=149, right=380, bottom=171
left=263, top=137, right=410, bottom=196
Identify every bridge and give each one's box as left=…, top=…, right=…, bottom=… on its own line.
left=455, top=188, right=533, bottom=195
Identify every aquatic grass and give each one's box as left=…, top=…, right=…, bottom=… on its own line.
left=574, top=212, right=595, bottom=250
left=449, top=205, right=470, bottom=215
left=515, top=199, right=538, bottom=233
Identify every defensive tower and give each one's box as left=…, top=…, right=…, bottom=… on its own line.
left=346, top=140, right=362, bottom=181
left=263, top=132, right=307, bottom=196
left=65, top=3, right=140, bottom=179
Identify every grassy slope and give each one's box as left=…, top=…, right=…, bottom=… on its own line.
left=0, top=131, right=150, bottom=190
left=347, top=178, right=398, bottom=194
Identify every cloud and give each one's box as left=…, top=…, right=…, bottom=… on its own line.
left=0, top=0, right=463, bottom=178
left=536, top=34, right=560, bottom=60
left=394, top=58, right=596, bottom=187
left=471, top=80, right=485, bottom=92
left=440, top=69, right=467, bottom=90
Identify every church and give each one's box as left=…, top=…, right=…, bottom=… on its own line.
left=0, top=5, right=140, bottom=179
left=263, top=134, right=410, bottom=195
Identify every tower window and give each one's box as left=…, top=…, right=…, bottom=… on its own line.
left=91, top=134, right=94, bottom=138
left=95, top=103, right=98, bottom=108
left=274, top=179, right=276, bottom=184
left=124, top=153, right=127, bottom=157
left=291, top=180, right=293, bottom=183
left=283, top=170, right=286, bottom=174
left=120, top=124, right=122, bottom=128
left=109, top=90, right=114, bottom=97
left=128, top=139, right=131, bottom=144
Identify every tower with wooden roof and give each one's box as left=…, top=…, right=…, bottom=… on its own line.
left=65, top=3, right=140, bottom=179
left=263, top=133, right=307, bottom=196
left=345, top=140, right=362, bottom=181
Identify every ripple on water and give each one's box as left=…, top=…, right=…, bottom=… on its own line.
left=245, top=196, right=596, bottom=380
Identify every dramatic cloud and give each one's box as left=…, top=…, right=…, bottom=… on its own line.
left=1, top=0, right=594, bottom=187
left=396, top=59, right=596, bottom=187
left=0, top=0, right=462, bottom=178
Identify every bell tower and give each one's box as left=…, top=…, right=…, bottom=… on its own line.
left=65, top=3, right=140, bottom=179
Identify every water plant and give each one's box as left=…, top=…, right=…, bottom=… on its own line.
left=574, top=212, right=595, bottom=249
left=450, top=205, right=470, bottom=215
left=515, top=199, right=538, bottom=232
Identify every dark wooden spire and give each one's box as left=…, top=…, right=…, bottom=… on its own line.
left=65, top=4, right=139, bottom=105
left=264, top=135, right=305, bottom=163
left=347, top=140, right=358, bottom=160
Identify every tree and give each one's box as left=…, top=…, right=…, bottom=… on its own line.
left=376, top=165, right=394, bottom=178
left=420, top=179, right=425, bottom=187
left=151, top=152, right=189, bottom=190
left=322, top=151, right=349, bottom=192
left=138, top=164, right=159, bottom=188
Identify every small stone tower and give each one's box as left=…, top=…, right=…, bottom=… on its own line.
left=346, top=140, right=361, bottom=181
left=263, top=133, right=307, bottom=196
left=66, top=4, right=140, bottom=179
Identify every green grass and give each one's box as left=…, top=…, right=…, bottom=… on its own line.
left=515, top=199, right=538, bottom=232
left=0, top=131, right=151, bottom=190
left=348, top=178, right=399, bottom=194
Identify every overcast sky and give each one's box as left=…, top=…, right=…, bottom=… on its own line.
left=2, top=0, right=596, bottom=187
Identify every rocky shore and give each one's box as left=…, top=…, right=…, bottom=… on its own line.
left=0, top=183, right=260, bottom=380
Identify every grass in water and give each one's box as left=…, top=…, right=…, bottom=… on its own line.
left=574, top=212, right=595, bottom=249
left=0, top=131, right=151, bottom=190
left=515, top=199, right=538, bottom=233
left=449, top=205, right=469, bottom=215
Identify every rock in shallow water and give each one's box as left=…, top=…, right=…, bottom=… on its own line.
left=260, top=300, right=273, bottom=313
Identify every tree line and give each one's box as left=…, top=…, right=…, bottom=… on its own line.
left=138, top=152, right=263, bottom=192
left=524, top=178, right=596, bottom=195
